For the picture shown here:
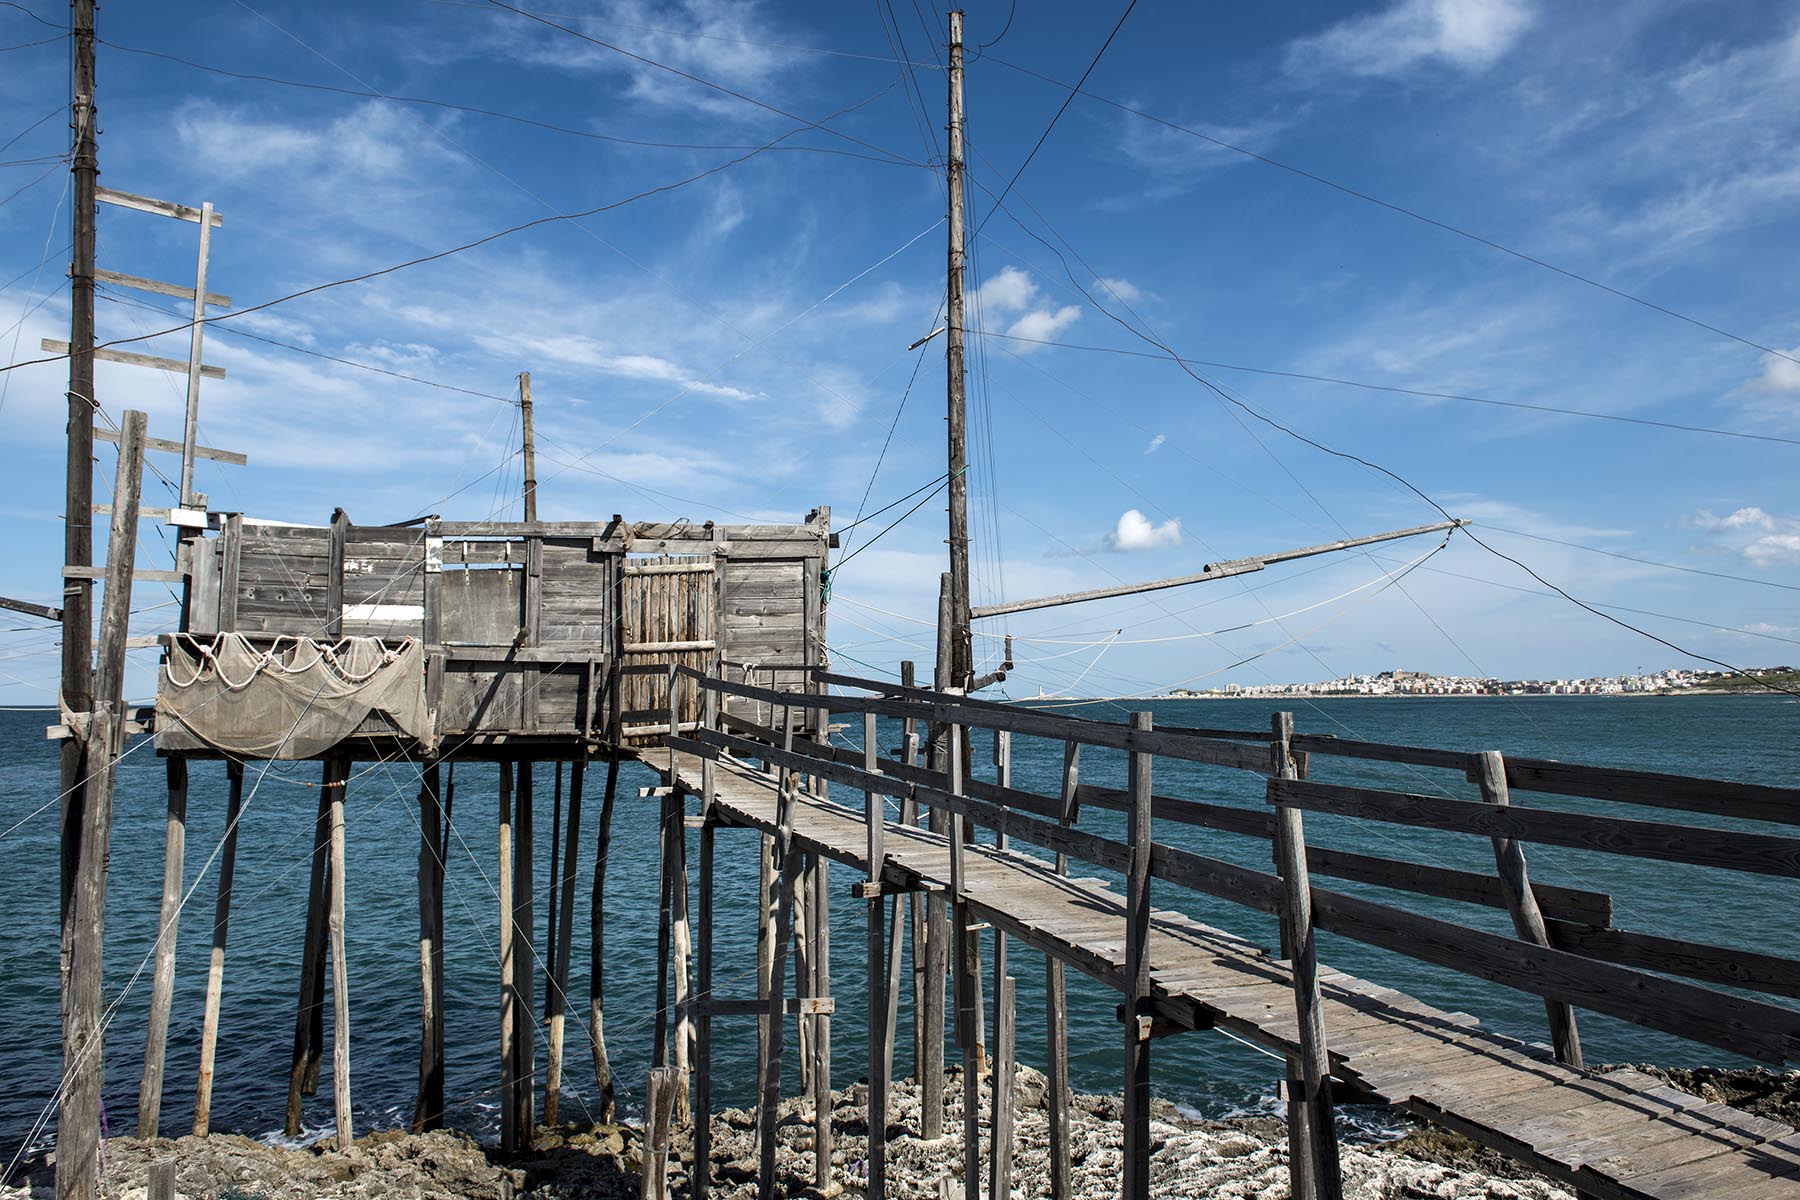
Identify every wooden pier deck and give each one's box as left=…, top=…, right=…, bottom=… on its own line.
left=672, top=744, right=1800, bottom=1200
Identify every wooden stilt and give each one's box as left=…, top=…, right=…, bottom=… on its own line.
left=285, top=771, right=333, bottom=1136
left=655, top=791, right=675, bottom=1070
left=945, top=722, right=981, bottom=1200
left=326, top=753, right=353, bottom=1150
left=1046, top=953, right=1070, bottom=1200
left=811, top=854, right=832, bottom=1191
left=864, top=712, right=891, bottom=1200
left=546, top=761, right=584, bottom=1126
left=500, top=761, right=518, bottom=1157
left=193, top=759, right=242, bottom=1137
left=1121, top=714, right=1153, bottom=1200
left=545, top=761, right=563, bottom=1039
left=413, top=761, right=445, bottom=1133
left=590, top=756, right=619, bottom=1123
left=137, top=756, right=188, bottom=1137
left=756, top=832, right=777, bottom=1063
left=694, top=817, right=716, bottom=1200
left=514, top=762, right=536, bottom=1144
left=759, top=827, right=802, bottom=1197
left=990, top=974, right=1016, bottom=1200
left=899, top=661, right=927, bottom=1091
left=672, top=784, right=694, bottom=1122
left=794, top=852, right=814, bottom=1094
left=642, top=1066, right=679, bottom=1200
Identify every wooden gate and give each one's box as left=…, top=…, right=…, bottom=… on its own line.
left=617, top=553, right=717, bottom=745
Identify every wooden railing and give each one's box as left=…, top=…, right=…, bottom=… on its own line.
left=666, top=664, right=1800, bottom=1200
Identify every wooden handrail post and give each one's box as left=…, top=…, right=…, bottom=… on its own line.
left=1270, top=713, right=1341, bottom=1200
left=948, top=721, right=981, bottom=1200
left=863, top=710, right=890, bottom=1198
left=1477, top=750, right=1584, bottom=1066
left=1121, top=713, right=1154, bottom=1200
left=1048, top=738, right=1079, bottom=1200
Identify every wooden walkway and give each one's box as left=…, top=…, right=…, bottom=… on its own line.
left=673, top=747, right=1800, bottom=1200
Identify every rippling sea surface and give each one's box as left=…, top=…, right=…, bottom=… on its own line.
left=3, top=694, right=1794, bottom=1157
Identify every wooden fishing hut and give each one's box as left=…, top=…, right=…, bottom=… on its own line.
left=137, top=505, right=834, bottom=1153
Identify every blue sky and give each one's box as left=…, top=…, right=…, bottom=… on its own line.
left=2, top=0, right=1799, bottom=704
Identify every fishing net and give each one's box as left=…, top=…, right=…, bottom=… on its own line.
left=156, top=632, right=430, bottom=759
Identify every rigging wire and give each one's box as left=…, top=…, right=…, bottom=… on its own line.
left=972, top=0, right=1137, bottom=238
left=832, top=471, right=960, bottom=572
left=984, top=52, right=1800, bottom=370
left=1479, top=524, right=1800, bottom=594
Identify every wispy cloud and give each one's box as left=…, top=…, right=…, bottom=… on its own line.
left=1145, top=433, right=1165, bottom=454
left=1692, top=506, right=1800, bottom=567
left=1287, top=0, right=1534, bottom=78
left=974, top=265, right=1081, bottom=351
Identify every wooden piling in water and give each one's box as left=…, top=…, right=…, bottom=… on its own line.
left=137, top=756, right=188, bottom=1137
left=1047, top=739, right=1078, bottom=1200
left=286, top=767, right=334, bottom=1136
left=990, top=974, right=1017, bottom=1200
left=413, top=761, right=445, bottom=1133
left=546, top=760, right=583, bottom=1126
left=192, top=758, right=242, bottom=1137
left=758, top=774, right=802, bottom=1198
left=693, top=816, right=716, bottom=1200
left=1121, top=713, right=1154, bottom=1200
left=863, top=711, right=891, bottom=1200
left=811, top=853, right=832, bottom=1191
left=947, top=723, right=980, bottom=1200
left=500, top=761, right=518, bottom=1156
left=514, top=762, right=537, bottom=1144
left=590, top=755, right=619, bottom=1123
left=642, top=1066, right=679, bottom=1200
left=326, top=753, right=353, bottom=1149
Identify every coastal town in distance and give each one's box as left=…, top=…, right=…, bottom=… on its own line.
left=1159, top=665, right=1800, bottom=699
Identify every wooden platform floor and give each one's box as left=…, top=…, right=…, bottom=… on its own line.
left=664, top=748, right=1800, bottom=1200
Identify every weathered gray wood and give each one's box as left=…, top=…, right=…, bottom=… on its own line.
left=864, top=711, right=890, bottom=1200
left=286, top=775, right=333, bottom=1136
left=413, top=763, right=446, bottom=1132
left=1288, top=732, right=1474, bottom=772
left=590, top=757, right=620, bottom=1123
left=1477, top=751, right=1583, bottom=1067
left=545, top=762, right=583, bottom=1125
left=96, top=184, right=224, bottom=225
left=193, top=759, right=242, bottom=1136
left=499, top=762, right=518, bottom=1156
left=327, top=754, right=352, bottom=1149
left=513, top=765, right=536, bottom=1142
left=694, top=817, right=715, bottom=1200
left=1047, top=942, right=1071, bottom=1200
left=1122, top=712, right=1155, bottom=1200
left=41, top=337, right=226, bottom=380
left=1502, top=756, right=1800, bottom=827
left=759, top=848, right=802, bottom=1197
left=1271, top=714, right=1342, bottom=1200
left=137, top=756, right=188, bottom=1137
left=673, top=782, right=694, bottom=1122
left=1544, top=920, right=1800, bottom=1000
left=1306, top=884, right=1800, bottom=1063
left=991, top=973, right=1017, bottom=1200
left=147, top=1159, right=176, bottom=1200
left=811, top=854, right=832, bottom=1189
left=947, top=721, right=982, bottom=1200
left=94, top=266, right=230, bottom=308
left=1270, top=777, right=1800, bottom=879
left=642, top=1066, right=678, bottom=1200
left=969, top=521, right=1459, bottom=618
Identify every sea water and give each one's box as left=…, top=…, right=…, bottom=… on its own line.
left=2, top=694, right=1794, bottom=1157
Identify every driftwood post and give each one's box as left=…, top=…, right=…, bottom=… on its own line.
left=1271, top=713, right=1341, bottom=1200
left=1476, top=750, right=1584, bottom=1067
left=193, top=759, right=244, bottom=1136
left=864, top=710, right=890, bottom=1199
left=590, top=756, right=620, bottom=1122
left=1121, top=713, right=1153, bottom=1200
left=413, top=761, right=446, bottom=1132
left=137, top=756, right=188, bottom=1137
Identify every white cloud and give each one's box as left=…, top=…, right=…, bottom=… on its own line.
left=1747, top=348, right=1800, bottom=395
left=1288, top=0, right=1534, bottom=78
left=1005, top=305, right=1081, bottom=346
left=976, top=266, right=1038, bottom=315
left=1103, top=509, right=1181, bottom=552
left=1145, top=433, right=1165, bottom=454
left=1694, top=506, right=1776, bottom=532
left=1745, top=535, right=1800, bottom=566
left=1095, top=277, right=1146, bottom=306
left=1692, top=506, right=1800, bottom=567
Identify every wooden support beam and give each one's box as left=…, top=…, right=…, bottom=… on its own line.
left=0, top=594, right=61, bottom=621
left=327, top=753, right=353, bottom=1149
left=810, top=853, right=832, bottom=1191
left=990, top=974, right=1017, bottom=1200
left=589, top=757, right=620, bottom=1124
left=545, top=762, right=583, bottom=1126
left=1121, top=712, right=1154, bottom=1200
left=969, top=520, right=1460, bottom=618
left=93, top=266, right=230, bottom=308
left=413, top=762, right=446, bottom=1133
left=193, top=759, right=242, bottom=1136
left=673, top=782, right=695, bottom=1123
left=1477, top=750, right=1583, bottom=1067
left=137, top=756, right=187, bottom=1137
left=513, top=763, right=536, bottom=1143
left=642, top=1066, right=678, bottom=1200
left=694, top=817, right=715, bottom=1200
left=285, top=773, right=333, bottom=1136
left=94, top=424, right=246, bottom=466
left=97, top=185, right=224, bottom=225
left=1271, top=714, right=1342, bottom=1200
left=1046, top=944, right=1070, bottom=1200
left=759, top=842, right=802, bottom=1197
left=41, top=338, right=225, bottom=379
left=948, top=723, right=981, bottom=1200
left=864, top=711, right=890, bottom=1200
left=499, top=762, right=518, bottom=1157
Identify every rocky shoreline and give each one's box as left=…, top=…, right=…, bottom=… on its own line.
left=7, top=1066, right=1793, bottom=1200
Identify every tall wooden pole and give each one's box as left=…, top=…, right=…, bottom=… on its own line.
left=520, top=371, right=537, bottom=522
left=56, top=7, right=99, bottom=1191
left=942, top=9, right=971, bottom=695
